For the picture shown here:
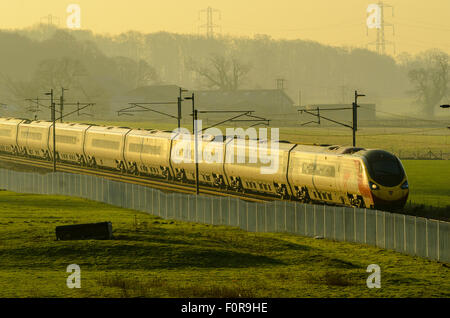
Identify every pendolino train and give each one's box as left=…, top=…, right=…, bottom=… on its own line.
left=0, top=117, right=409, bottom=210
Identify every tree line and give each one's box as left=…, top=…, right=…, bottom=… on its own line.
left=0, top=24, right=447, bottom=118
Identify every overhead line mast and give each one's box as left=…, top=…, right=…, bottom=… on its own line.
left=367, top=1, right=395, bottom=55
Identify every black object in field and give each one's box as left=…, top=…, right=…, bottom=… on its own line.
left=55, top=222, right=113, bottom=240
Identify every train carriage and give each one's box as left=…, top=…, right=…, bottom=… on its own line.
left=0, top=118, right=25, bottom=154
left=48, top=123, right=92, bottom=165
left=224, top=139, right=295, bottom=197
left=197, top=136, right=228, bottom=188
left=17, top=120, right=53, bottom=159
left=170, top=133, right=226, bottom=186
left=84, top=126, right=132, bottom=170
left=124, top=129, right=173, bottom=178
left=288, top=145, right=374, bottom=207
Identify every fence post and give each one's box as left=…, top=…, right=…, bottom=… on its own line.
left=384, top=211, right=386, bottom=249
left=437, top=221, right=440, bottom=261
left=364, top=208, right=367, bottom=244
left=195, top=195, right=198, bottom=222
left=203, top=197, right=206, bottom=223
left=187, top=195, right=190, bottom=221
left=394, top=212, right=396, bottom=249
left=159, top=191, right=162, bottom=217
left=246, top=202, right=249, bottom=232
left=228, top=197, right=231, bottom=226
left=333, top=206, right=336, bottom=239
left=323, top=205, right=326, bottom=237
left=313, top=205, right=316, bottom=237
left=375, top=211, right=378, bottom=247
left=343, top=207, right=346, bottom=241
left=237, top=198, right=240, bottom=227
left=304, top=205, right=307, bottom=235
left=354, top=207, right=356, bottom=242
left=414, top=217, right=417, bottom=255
left=255, top=203, right=258, bottom=232
left=426, top=218, right=428, bottom=258
left=274, top=202, right=277, bottom=231
left=265, top=203, right=268, bottom=233
left=211, top=198, right=214, bottom=225
left=294, top=204, right=297, bottom=233
left=404, top=215, right=406, bottom=251
left=220, top=197, right=223, bottom=226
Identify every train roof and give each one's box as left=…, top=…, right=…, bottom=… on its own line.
left=0, top=117, right=26, bottom=124
left=55, top=122, right=93, bottom=131
left=293, top=144, right=366, bottom=155
left=86, top=126, right=132, bottom=134
left=20, top=120, right=53, bottom=128
left=128, top=129, right=175, bottom=139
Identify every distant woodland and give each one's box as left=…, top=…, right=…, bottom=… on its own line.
left=0, top=25, right=447, bottom=118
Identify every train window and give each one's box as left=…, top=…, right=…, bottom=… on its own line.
left=0, top=129, right=11, bottom=137
left=28, top=132, right=42, bottom=140
left=302, top=162, right=315, bottom=174
left=142, top=144, right=161, bottom=155
left=128, top=143, right=142, bottom=152
left=319, top=165, right=335, bottom=177
left=92, top=139, right=120, bottom=149
left=57, top=135, right=77, bottom=144
left=302, top=162, right=335, bottom=177
left=364, top=150, right=405, bottom=187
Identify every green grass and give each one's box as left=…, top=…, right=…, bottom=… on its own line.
left=0, top=191, right=448, bottom=298
left=402, top=160, right=450, bottom=208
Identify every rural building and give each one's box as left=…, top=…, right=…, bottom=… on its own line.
left=116, top=85, right=296, bottom=120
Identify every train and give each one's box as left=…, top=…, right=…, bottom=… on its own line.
left=0, top=117, right=409, bottom=210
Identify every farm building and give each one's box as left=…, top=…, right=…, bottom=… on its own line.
left=116, top=85, right=296, bottom=119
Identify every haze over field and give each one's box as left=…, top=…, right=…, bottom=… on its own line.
left=0, top=0, right=448, bottom=119
left=1, top=0, right=449, bottom=56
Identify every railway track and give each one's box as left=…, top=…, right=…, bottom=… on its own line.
left=0, top=153, right=275, bottom=203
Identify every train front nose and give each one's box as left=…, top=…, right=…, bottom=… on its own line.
left=364, top=150, right=408, bottom=209
left=371, top=183, right=409, bottom=209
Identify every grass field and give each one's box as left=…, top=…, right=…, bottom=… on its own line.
left=402, top=160, right=450, bottom=208
left=0, top=191, right=448, bottom=298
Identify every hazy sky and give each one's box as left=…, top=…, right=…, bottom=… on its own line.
left=1, top=0, right=449, bottom=56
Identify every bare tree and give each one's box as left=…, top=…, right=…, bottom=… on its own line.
left=0, top=73, right=40, bottom=102
left=113, top=56, right=159, bottom=89
left=188, top=54, right=251, bottom=90
left=34, top=57, right=87, bottom=91
left=407, top=49, right=449, bottom=117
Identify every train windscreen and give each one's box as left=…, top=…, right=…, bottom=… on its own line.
left=364, top=150, right=405, bottom=187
